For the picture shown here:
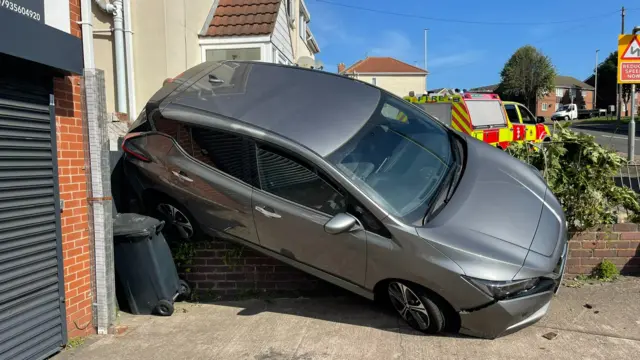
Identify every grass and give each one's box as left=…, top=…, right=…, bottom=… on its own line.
left=65, top=336, right=86, bottom=349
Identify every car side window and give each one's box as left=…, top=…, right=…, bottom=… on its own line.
left=152, top=115, right=195, bottom=155
left=256, top=145, right=392, bottom=238
left=504, top=104, right=519, bottom=123
left=518, top=105, right=537, bottom=125
left=190, top=126, right=259, bottom=187
left=257, top=146, right=346, bottom=216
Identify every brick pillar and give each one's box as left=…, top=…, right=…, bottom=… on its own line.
left=55, top=0, right=95, bottom=338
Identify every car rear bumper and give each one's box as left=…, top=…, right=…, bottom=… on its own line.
left=458, top=289, right=554, bottom=339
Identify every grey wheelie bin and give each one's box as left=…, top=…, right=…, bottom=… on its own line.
left=113, top=213, right=190, bottom=316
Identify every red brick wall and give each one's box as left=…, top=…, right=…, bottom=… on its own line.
left=182, top=239, right=338, bottom=299
left=535, top=93, right=557, bottom=118
left=567, top=224, right=640, bottom=276
left=55, top=0, right=94, bottom=339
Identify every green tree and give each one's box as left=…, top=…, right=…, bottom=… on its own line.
left=499, top=45, right=556, bottom=111
left=561, top=90, right=572, bottom=105
left=508, top=124, right=640, bottom=232
left=585, top=51, right=639, bottom=113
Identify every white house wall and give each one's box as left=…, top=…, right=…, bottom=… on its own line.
left=92, top=0, right=212, bottom=115
left=354, top=74, right=426, bottom=98
left=271, top=0, right=294, bottom=63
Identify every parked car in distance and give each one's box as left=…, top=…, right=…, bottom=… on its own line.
left=121, top=60, right=568, bottom=339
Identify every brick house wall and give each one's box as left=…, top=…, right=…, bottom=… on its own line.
left=54, top=0, right=95, bottom=339
left=567, top=224, right=640, bottom=276
left=535, top=88, right=594, bottom=118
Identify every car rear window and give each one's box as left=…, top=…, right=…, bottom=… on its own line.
left=466, top=100, right=507, bottom=128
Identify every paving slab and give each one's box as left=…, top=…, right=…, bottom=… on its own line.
left=54, top=277, right=640, bottom=360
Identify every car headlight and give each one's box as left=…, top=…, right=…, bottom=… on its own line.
left=463, top=276, right=540, bottom=300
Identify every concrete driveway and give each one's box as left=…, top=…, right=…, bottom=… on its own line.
left=55, top=278, right=640, bottom=360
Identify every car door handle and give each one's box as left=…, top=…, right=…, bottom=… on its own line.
left=255, top=205, right=281, bottom=219
left=172, top=170, right=193, bottom=182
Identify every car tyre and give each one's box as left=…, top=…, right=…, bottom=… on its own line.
left=145, top=194, right=201, bottom=242
left=564, top=116, right=569, bottom=121
left=387, top=281, right=445, bottom=334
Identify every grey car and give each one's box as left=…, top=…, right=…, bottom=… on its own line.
left=121, top=61, right=568, bottom=339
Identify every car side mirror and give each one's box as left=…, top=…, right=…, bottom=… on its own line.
left=324, top=213, right=360, bottom=235
left=536, top=116, right=545, bottom=124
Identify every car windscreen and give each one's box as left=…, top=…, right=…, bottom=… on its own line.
left=326, top=95, right=454, bottom=224
left=465, top=100, right=507, bottom=128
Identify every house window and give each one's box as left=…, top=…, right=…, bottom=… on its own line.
left=371, top=77, right=377, bottom=86
left=287, top=0, right=293, bottom=18
left=205, top=48, right=261, bottom=62
left=542, top=103, right=548, bottom=111
left=299, top=14, right=307, bottom=40
left=555, top=88, right=564, bottom=97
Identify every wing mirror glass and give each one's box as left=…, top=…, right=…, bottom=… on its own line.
left=324, top=213, right=360, bottom=235
left=536, top=116, right=546, bottom=124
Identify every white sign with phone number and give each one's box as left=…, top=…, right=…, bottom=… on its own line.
left=1, top=0, right=43, bottom=22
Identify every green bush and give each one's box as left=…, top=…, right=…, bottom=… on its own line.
left=590, top=259, right=619, bottom=281
left=507, top=122, right=640, bottom=232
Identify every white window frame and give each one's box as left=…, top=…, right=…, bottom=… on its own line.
left=542, top=103, right=548, bottom=111
left=371, top=77, right=377, bottom=86
left=299, top=14, right=307, bottom=40
left=555, top=88, right=564, bottom=97
left=199, top=38, right=271, bottom=63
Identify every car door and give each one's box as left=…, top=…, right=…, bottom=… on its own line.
left=516, top=104, right=541, bottom=141
left=152, top=115, right=259, bottom=244
left=251, top=144, right=367, bottom=286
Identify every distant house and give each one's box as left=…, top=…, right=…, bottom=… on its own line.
left=338, top=57, right=428, bottom=97
left=470, top=76, right=595, bottom=118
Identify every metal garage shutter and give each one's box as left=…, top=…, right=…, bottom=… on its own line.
left=0, top=93, right=67, bottom=360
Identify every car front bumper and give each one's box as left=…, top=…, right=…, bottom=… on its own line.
left=458, top=289, right=554, bottom=339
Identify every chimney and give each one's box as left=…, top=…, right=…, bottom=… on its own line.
left=337, top=63, right=345, bottom=74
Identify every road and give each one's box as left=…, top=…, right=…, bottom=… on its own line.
left=571, top=122, right=640, bottom=156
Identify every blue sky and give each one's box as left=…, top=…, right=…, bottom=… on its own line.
left=306, top=0, right=639, bottom=90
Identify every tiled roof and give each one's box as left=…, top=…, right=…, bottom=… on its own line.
left=554, top=76, right=595, bottom=90
left=341, top=57, right=427, bottom=74
left=203, top=0, right=281, bottom=37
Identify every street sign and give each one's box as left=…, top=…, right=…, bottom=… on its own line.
left=618, top=35, right=640, bottom=84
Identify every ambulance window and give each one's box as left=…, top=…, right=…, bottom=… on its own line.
left=518, top=105, right=537, bottom=125
left=504, top=104, right=519, bottom=123
left=465, top=101, right=507, bottom=128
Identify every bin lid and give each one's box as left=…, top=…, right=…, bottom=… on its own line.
left=113, top=213, right=163, bottom=238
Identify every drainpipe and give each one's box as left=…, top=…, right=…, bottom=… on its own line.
left=95, top=0, right=127, bottom=114
left=123, top=0, right=136, bottom=117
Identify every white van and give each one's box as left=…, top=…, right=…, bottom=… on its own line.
left=552, top=104, right=578, bottom=120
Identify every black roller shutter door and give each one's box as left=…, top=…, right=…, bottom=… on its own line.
left=0, top=77, right=67, bottom=360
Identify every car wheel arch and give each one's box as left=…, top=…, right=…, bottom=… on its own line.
left=373, top=278, right=460, bottom=332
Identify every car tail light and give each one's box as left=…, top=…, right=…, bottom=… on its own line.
left=122, top=132, right=151, bottom=162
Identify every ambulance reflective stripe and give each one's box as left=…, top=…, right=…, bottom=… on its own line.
left=451, top=102, right=472, bottom=134
left=536, top=124, right=548, bottom=140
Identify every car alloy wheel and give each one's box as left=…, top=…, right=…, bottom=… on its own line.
left=388, top=281, right=431, bottom=331
left=156, top=203, right=194, bottom=240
